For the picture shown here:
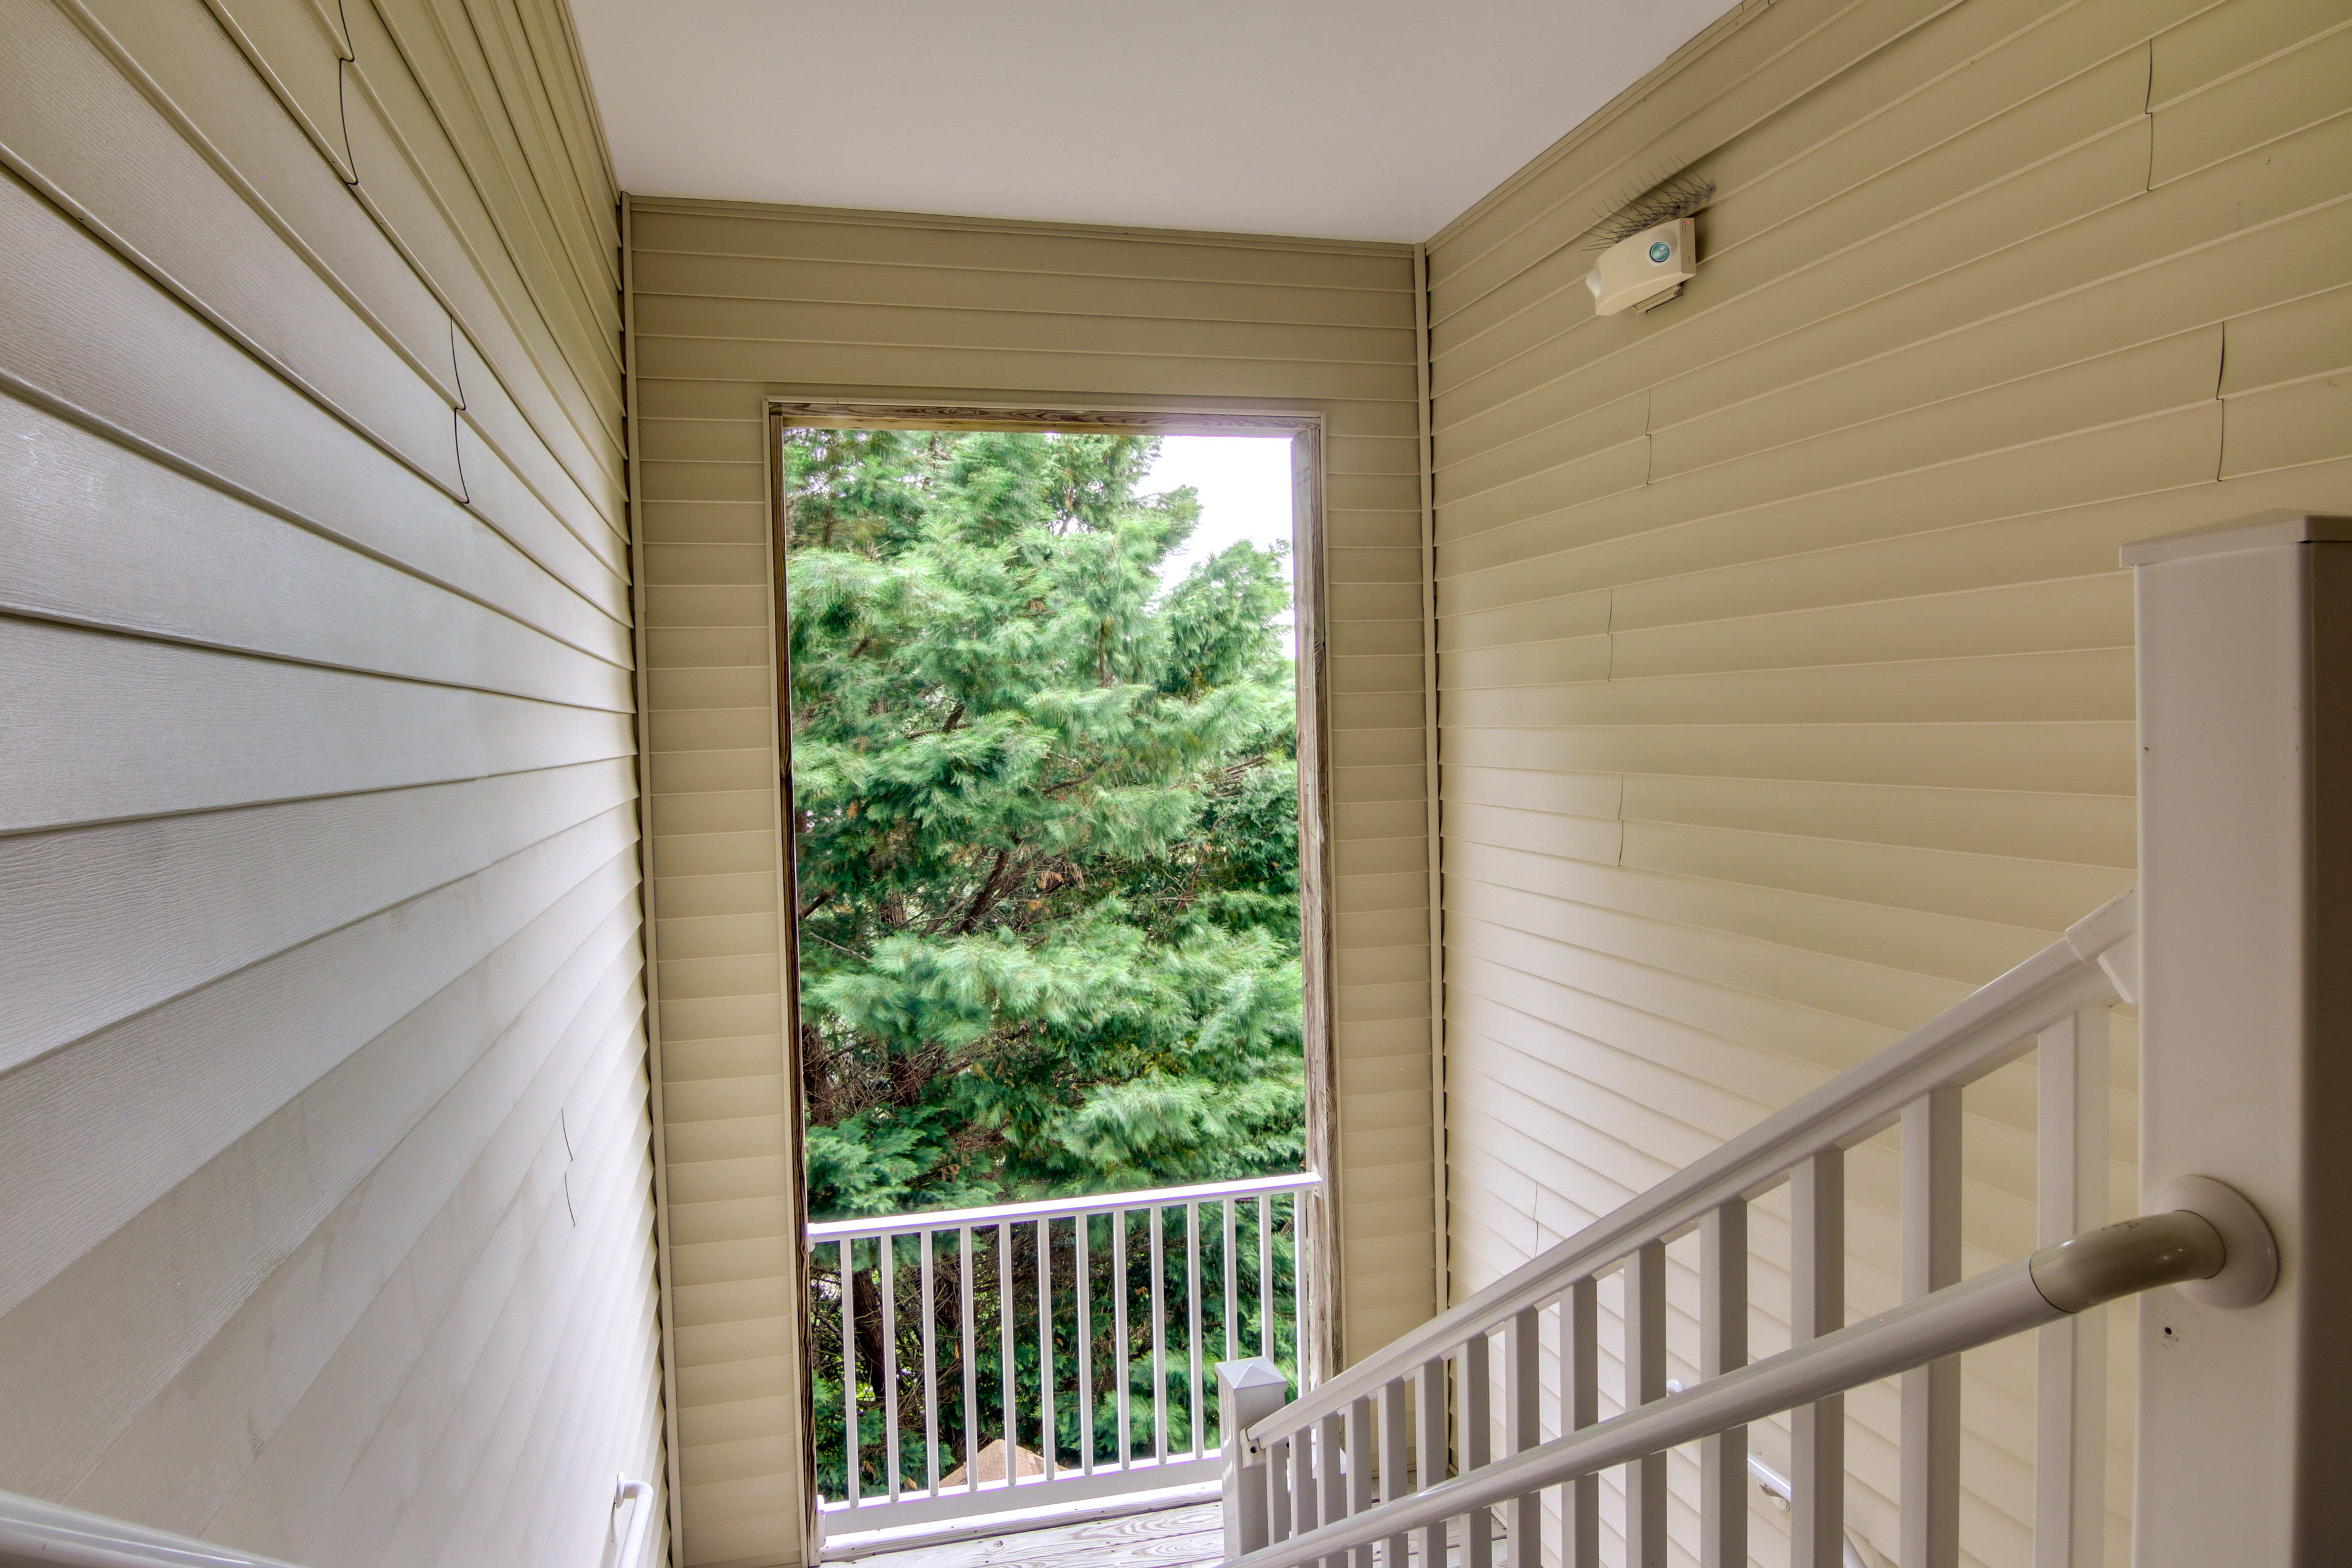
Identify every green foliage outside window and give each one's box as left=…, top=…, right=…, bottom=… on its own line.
left=780, top=428, right=1308, bottom=1494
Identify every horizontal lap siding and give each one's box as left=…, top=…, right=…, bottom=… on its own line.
left=625, top=197, right=1436, bottom=1567
left=1423, top=0, right=2352, bottom=1563
left=0, top=1, right=657, bottom=1564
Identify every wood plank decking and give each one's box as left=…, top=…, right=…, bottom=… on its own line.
left=840, top=1501, right=1226, bottom=1568
left=838, top=1501, right=1502, bottom=1567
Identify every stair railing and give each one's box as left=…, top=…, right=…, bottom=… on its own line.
left=1216, top=887, right=2278, bottom=1568
left=0, top=1477, right=663, bottom=1568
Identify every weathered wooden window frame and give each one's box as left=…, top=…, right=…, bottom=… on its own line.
left=762, top=399, right=1345, bottom=1447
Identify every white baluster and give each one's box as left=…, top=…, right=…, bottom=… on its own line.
left=1564, top=1277, right=1597, bottom=1568
left=1792, top=1151, right=1845, bottom=1568
left=921, top=1227, right=940, bottom=1494
left=1115, top=1208, right=1133, bottom=1469
left=997, top=1221, right=1016, bottom=1491
left=842, top=1237, right=860, bottom=1506
left=1292, top=1417, right=1319, bottom=1537
left=2037, top=1009, right=2108, bottom=1568
left=882, top=1235, right=902, bottom=1501
left=1321, top=1409, right=1348, bottom=1568
left=1905, top=1088, right=1962, bottom=1568
left=1459, top=1329, right=1492, bottom=1568
left=1380, top=1374, right=1410, bottom=1568
left=1189, top=1202, right=1207, bottom=1457
left=1259, top=1194, right=1275, bottom=1358
left=1038, top=1218, right=1056, bottom=1482
left=1624, top=1242, right=1667, bottom=1568
left=1701, top=1202, right=1747, bottom=1568
left=1349, top=1393, right=1376, bottom=1568
left=959, top=1227, right=978, bottom=1492
left=1152, top=1204, right=1169, bottom=1463
left=1270, top=1432, right=1294, bottom=1542
left=1079, top=1213, right=1095, bottom=1476
left=1416, top=1356, right=1446, bottom=1568
left=1226, top=1199, right=1242, bottom=1366
left=1504, top=1308, right=1540, bottom=1568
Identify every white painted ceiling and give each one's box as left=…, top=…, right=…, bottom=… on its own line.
left=567, top=1, right=1736, bottom=243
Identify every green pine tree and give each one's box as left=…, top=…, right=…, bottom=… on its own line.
left=783, top=428, right=1308, bottom=1221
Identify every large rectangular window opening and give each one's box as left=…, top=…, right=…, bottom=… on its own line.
left=772, top=409, right=1335, bottom=1549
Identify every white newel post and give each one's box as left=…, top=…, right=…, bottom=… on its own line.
left=1219, top=1358, right=1291, bottom=1561
left=2128, top=513, right=2352, bottom=1566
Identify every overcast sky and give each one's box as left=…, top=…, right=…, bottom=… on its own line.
left=1139, top=435, right=1295, bottom=603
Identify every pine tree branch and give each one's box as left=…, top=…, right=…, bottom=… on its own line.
left=954, top=845, right=1019, bottom=935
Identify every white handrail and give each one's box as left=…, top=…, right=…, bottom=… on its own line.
left=608, top=1478, right=657, bottom=1568
left=0, top=1493, right=303, bottom=1568
left=1251, top=890, right=2135, bottom=1447
left=0, top=1481, right=661, bottom=1568
left=807, top=1170, right=1321, bottom=1241
left=1224, top=1208, right=2237, bottom=1568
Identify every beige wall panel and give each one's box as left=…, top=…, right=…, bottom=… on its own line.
left=2220, top=374, right=2352, bottom=477
left=72, top=0, right=458, bottom=401
left=65, top=899, right=641, bottom=1542
left=456, top=331, right=628, bottom=557
left=440, top=0, right=620, bottom=298
left=367, top=0, right=620, bottom=406
left=1646, top=146, right=2351, bottom=445
left=630, top=249, right=1416, bottom=330
left=0, top=8, right=459, bottom=492
left=1424, top=0, right=2352, bottom=1561
left=1438, top=112, right=2154, bottom=453
left=634, top=334, right=1414, bottom=405
left=633, top=204, right=1411, bottom=292
left=0, top=619, right=631, bottom=832
left=2150, top=0, right=2348, bottom=108
left=340, top=0, right=622, bottom=511
left=0, top=173, right=628, bottom=666
left=2150, top=11, right=2352, bottom=183
left=2221, top=277, right=2352, bottom=396
left=1425, top=0, right=1955, bottom=315
left=456, top=417, right=631, bottom=612
left=0, top=777, right=633, bottom=1315
left=1436, top=407, right=2221, bottom=620
left=629, top=196, right=1433, bottom=1564
left=0, top=397, right=628, bottom=710
left=633, top=293, right=1414, bottom=368
left=0, top=0, right=655, bottom=1562
left=1434, top=34, right=2157, bottom=406
left=198, top=0, right=353, bottom=176
left=0, top=842, right=636, bottom=1493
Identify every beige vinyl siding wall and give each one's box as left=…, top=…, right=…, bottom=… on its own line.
left=625, top=196, right=1439, bottom=1568
left=0, top=0, right=662, bottom=1563
left=1423, top=0, right=2352, bottom=1563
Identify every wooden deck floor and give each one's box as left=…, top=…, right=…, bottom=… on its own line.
left=839, top=1501, right=1226, bottom=1568
left=838, top=1502, right=1496, bottom=1567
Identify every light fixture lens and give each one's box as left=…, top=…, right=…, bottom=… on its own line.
left=1649, top=241, right=1672, bottom=263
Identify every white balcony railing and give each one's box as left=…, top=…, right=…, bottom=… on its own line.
left=806, top=1170, right=1321, bottom=1556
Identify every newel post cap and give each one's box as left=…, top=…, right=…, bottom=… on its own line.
left=2119, top=511, right=2352, bottom=568
left=1216, top=1355, right=1291, bottom=1392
